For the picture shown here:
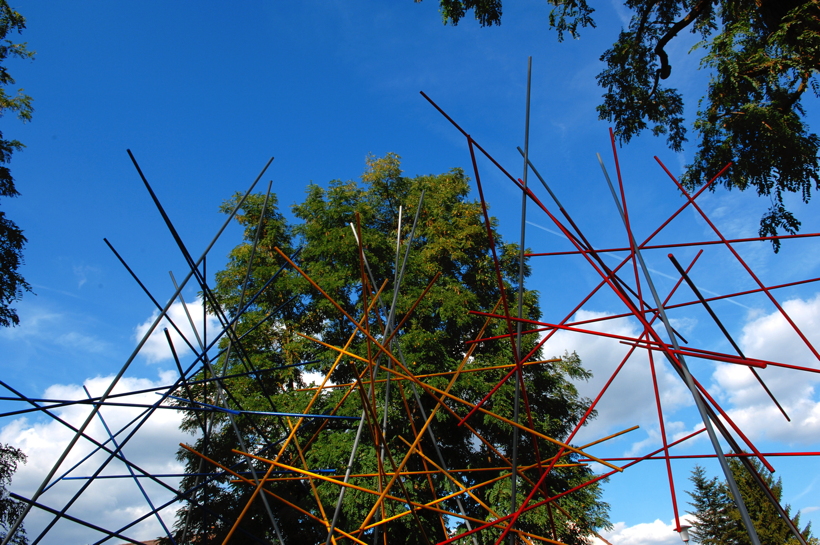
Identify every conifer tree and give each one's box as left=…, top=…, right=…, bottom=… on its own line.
left=687, top=459, right=817, bottom=545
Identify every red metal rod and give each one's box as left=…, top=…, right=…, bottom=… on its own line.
left=436, top=428, right=708, bottom=545
left=526, top=232, right=820, bottom=257
left=622, top=341, right=769, bottom=369
left=578, top=452, right=820, bottom=462
left=656, top=156, right=820, bottom=364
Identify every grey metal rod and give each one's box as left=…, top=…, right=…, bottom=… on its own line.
left=372, top=206, right=403, bottom=545
left=597, top=154, right=761, bottom=545
left=170, top=277, right=286, bottom=545
left=83, top=386, right=177, bottom=544
left=510, top=56, right=532, bottom=543
left=327, top=191, right=433, bottom=545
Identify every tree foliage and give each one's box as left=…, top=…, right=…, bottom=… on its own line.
left=0, top=0, right=33, bottom=327
left=687, top=458, right=817, bottom=545
left=167, top=154, right=610, bottom=544
left=423, top=0, right=820, bottom=250
left=0, top=444, right=28, bottom=545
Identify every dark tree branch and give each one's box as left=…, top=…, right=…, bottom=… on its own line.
left=655, top=0, right=712, bottom=80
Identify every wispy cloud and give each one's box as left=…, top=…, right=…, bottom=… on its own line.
left=69, top=263, right=102, bottom=290
left=0, top=303, right=110, bottom=355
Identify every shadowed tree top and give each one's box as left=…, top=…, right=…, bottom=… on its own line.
left=421, top=0, right=820, bottom=251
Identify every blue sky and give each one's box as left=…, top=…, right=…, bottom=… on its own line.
left=1, top=1, right=819, bottom=544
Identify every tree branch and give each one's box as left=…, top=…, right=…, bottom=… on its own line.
left=655, top=0, right=711, bottom=80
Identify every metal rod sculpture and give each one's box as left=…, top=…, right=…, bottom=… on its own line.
left=0, top=73, right=819, bottom=545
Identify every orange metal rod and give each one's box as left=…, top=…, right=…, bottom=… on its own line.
left=293, top=358, right=560, bottom=392
left=180, top=443, right=356, bottom=545
left=377, top=362, right=622, bottom=472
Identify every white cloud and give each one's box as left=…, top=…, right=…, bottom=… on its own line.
left=541, top=310, right=692, bottom=447
left=134, top=298, right=221, bottom=364
left=594, top=516, right=694, bottom=545
left=0, top=374, right=186, bottom=545
left=539, top=294, right=820, bottom=455
left=710, top=293, right=820, bottom=444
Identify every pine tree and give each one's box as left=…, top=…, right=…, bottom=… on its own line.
left=687, top=458, right=817, bottom=545
left=687, top=465, right=733, bottom=545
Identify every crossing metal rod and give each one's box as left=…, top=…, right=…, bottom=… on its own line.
left=326, top=192, right=427, bottom=545
left=372, top=205, right=405, bottom=545
left=351, top=217, right=480, bottom=545
left=82, top=386, right=177, bottom=544
left=147, top=167, right=285, bottom=542
left=597, top=154, right=762, bottom=545
left=169, top=289, right=286, bottom=545
left=360, top=226, right=481, bottom=545
left=0, top=155, right=273, bottom=545
left=667, top=254, right=790, bottom=422
left=665, top=259, right=808, bottom=545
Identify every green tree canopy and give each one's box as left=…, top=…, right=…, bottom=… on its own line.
left=423, top=0, right=820, bottom=250
left=0, top=0, right=33, bottom=327
left=166, top=154, right=610, bottom=544
left=0, top=444, right=28, bottom=545
left=687, top=458, right=817, bottom=545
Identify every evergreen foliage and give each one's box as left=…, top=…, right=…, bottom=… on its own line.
left=167, top=154, right=610, bottom=544
left=687, top=458, right=817, bottom=545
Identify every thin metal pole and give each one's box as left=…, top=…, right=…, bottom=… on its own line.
left=348, top=195, right=479, bottom=545
left=82, top=386, right=177, bottom=544
left=372, top=206, right=402, bottom=545
left=510, top=55, right=531, bottom=544
left=169, top=281, right=286, bottom=543
left=326, top=192, right=426, bottom=545
left=668, top=254, right=790, bottom=421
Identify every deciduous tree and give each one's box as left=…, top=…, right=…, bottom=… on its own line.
left=167, top=154, right=610, bottom=544
left=423, top=0, right=820, bottom=250
left=0, top=0, right=33, bottom=327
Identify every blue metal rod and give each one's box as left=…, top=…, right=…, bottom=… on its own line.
left=63, top=469, right=337, bottom=480
left=163, top=394, right=360, bottom=420
left=84, top=386, right=177, bottom=544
